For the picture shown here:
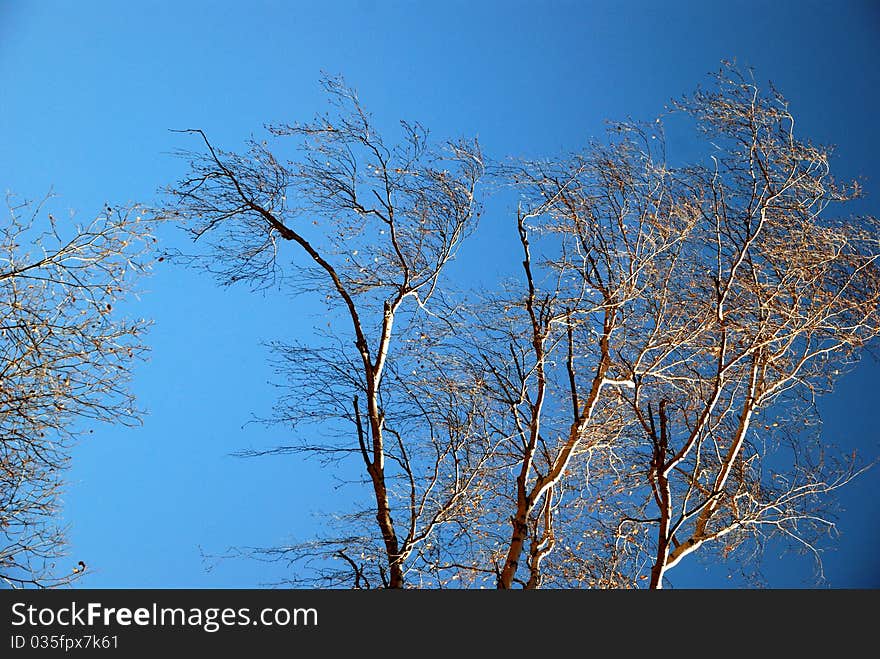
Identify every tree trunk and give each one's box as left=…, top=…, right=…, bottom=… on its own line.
left=498, top=502, right=529, bottom=588
left=367, top=460, right=404, bottom=588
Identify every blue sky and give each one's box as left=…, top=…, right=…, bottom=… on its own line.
left=1, top=0, right=878, bottom=587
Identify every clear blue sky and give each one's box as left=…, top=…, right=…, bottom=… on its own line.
left=1, top=0, right=878, bottom=587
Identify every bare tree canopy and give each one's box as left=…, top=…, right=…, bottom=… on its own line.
left=0, top=194, right=154, bottom=588
left=163, top=64, right=880, bottom=588
left=166, top=78, right=483, bottom=588
left=476, top=64, right=880, bottom=588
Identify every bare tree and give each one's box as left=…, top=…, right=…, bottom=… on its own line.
left=627, top=66, right=880, bottom=588
left=0, top=194, right=154, bottom=587
left=165, top=77, right=483, bottom=588
left=168, top=65, right=879, bottom=588
left=470, top=63, right=880, bottom=588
